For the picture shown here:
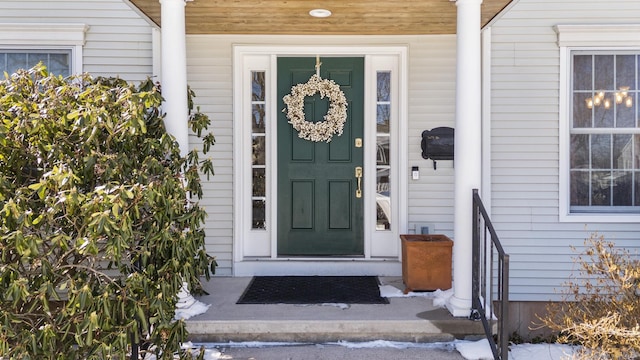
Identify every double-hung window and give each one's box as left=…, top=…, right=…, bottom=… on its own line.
left=558, top=25, right=640, bottom=221
left=0, top=50, right=72, bottom=76
left=570, top=52, right=639, bottom=213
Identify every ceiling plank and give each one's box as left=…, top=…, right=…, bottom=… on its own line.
left=129, top=0, right=512, bottom=35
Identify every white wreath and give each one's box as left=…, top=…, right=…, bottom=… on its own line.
left=282, top=74, right=347, bottom=143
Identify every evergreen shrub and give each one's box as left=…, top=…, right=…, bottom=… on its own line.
left=0, top=65, right=216, bottom=359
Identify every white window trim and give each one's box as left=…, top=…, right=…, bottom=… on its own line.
left=557, top=24, right=640, bottom=223
left=0, top=23, right=88, bottom=74
left=232, top=45, right=408, bottom=275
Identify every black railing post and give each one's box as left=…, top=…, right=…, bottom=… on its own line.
left=472, top=189, right=480, bottom=318
left=131, top=332, right=139, bottom=360
left=501, top=254, right=510, bottom=359
left=471, top=189, right=479, bottom=315
left=471, top=188, right=510, bottom=360
left=130, top=257, right=143, bottom=360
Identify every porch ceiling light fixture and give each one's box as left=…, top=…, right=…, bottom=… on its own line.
left=309, top=9, right=332, bottom=18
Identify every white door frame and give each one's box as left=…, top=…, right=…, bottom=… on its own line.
left=232, top=45, right=408, bottom=276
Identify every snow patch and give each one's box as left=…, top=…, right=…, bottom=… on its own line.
left=378, top=284, right=453, bottom=309
left=379, top=285, right=436, bottom=298
left=510, top=342, right=577, bottom=360
left=142, top=342, right=222, bottom=360
left=455, top=339, right=495, bottom=360
left=456, top=339, right=578, bottom=360
left=321, top=302, right=350, bottom=309
left=174, top=283, right=210, bottom=320
left=330, top=339, right=457, bottom=351
left=432, top=288, right=454, bottom=308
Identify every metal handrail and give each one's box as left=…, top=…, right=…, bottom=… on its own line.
left=472, top=189, right=510, bottom=360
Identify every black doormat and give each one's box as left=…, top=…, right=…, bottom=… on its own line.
left=236, top=276, right=389, bottom=304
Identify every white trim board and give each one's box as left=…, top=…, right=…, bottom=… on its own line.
left=556, top=24, right=640, bottom=223
left=233, top=45, right=408, bottom=276
left=0, top=23, right=88, bottom=46
left=234, top=260, right=402, bottom=277
left=555, top=24, right=640, bottom=48
left=0, top=23, right=88, bottom=75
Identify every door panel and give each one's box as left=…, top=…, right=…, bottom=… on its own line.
left=291, top=180, right=314, bottom=229
left=328, top=181, right=351, bottom=229
left=277, top=57, right=364, bottom=256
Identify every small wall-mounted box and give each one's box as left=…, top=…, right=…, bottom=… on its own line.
left=421, top=127, right=454, bottom=169
left=409, top=223, right=435, bottom=235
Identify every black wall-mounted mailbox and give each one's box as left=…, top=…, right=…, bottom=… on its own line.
left=421, top=127, right=454, bottom=169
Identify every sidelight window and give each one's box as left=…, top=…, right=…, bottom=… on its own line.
left=376, top=71, right=392, bottom=230
left=251, top=71, right=267, bottom=228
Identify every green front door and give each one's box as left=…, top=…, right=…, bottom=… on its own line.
left=277, top=57, right=364, bottom=256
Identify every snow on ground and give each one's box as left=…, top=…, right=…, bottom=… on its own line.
left=174, top=283, right=211, bottom=320
left=379, top=284, right=455, bottom=309
left=509, top=343, right=577, bottom=360
left=455, top=339, right=576, bottom=360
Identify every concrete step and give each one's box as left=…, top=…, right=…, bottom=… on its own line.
left=184, top=277, right=486, bottom=343
left=187, top=317, right=486, bottom=343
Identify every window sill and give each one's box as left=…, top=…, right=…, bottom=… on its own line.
left=560, top=212, right=640, bottom=223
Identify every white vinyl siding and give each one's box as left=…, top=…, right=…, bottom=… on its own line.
left=187, top=37, right=234, bottom=275
left=0, top=0, right=153, bottom=82
left=489, top=0, right=640, bottom=301
left=407, top=36, right=457, bottom=235
left=186, top=35, right=456, bottom=276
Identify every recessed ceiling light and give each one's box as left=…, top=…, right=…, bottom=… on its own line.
left=309, top=9, right=332, bottom=18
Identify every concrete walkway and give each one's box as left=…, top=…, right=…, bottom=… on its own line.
left=207, top=342, right=467, bottom=359
left=185, top=277, right=485, bottom=344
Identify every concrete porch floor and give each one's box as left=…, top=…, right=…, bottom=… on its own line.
left=185, top=276, right=486, bottom=343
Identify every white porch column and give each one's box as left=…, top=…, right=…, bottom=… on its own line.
left=158, top=0, right=211, bottom=319
left=447, top=0, right=483, bottom=317
left=160, top=0, right=189, bottom=157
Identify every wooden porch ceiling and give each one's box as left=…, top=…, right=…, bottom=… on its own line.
left=128, top=0, right=512, bottom=35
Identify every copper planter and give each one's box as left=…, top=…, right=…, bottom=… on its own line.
left=400, top=234, right=453, bottom=293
